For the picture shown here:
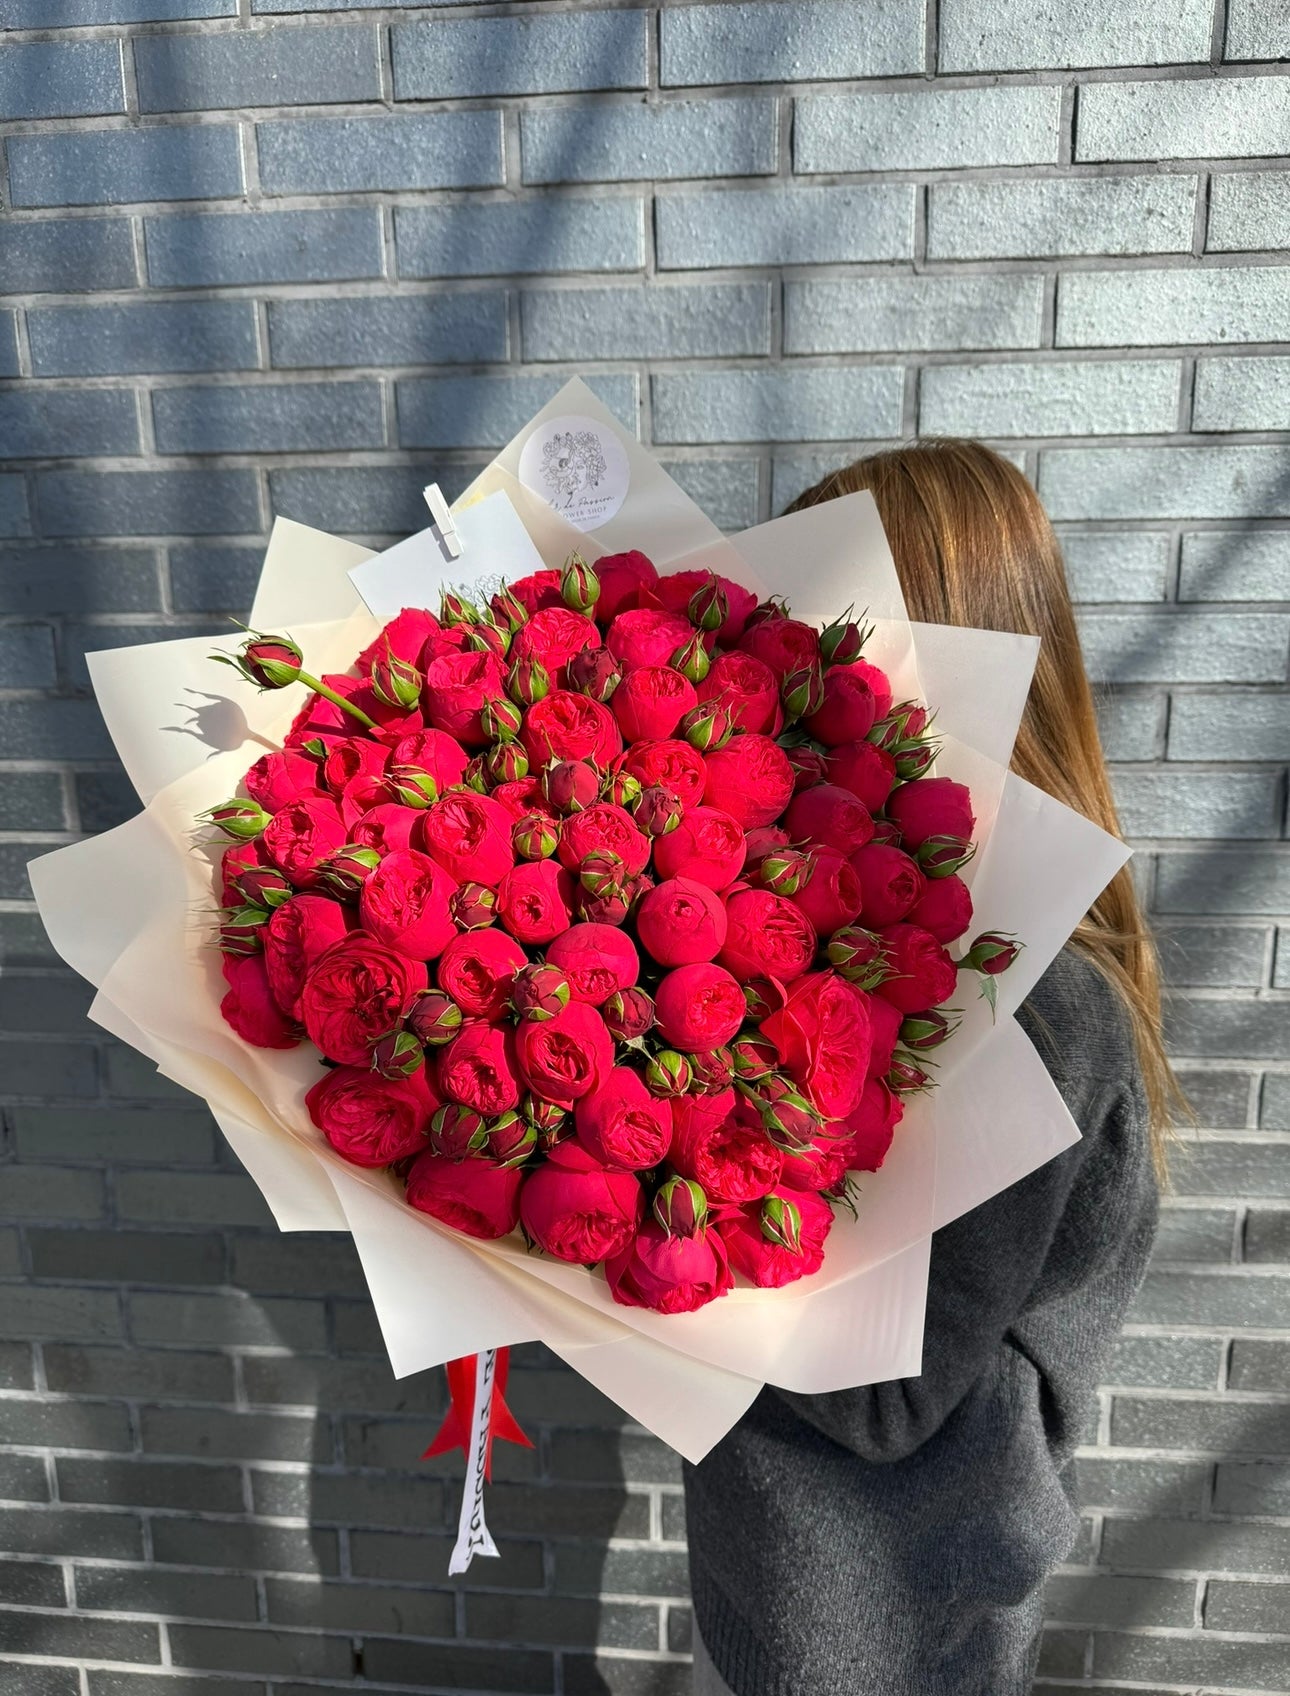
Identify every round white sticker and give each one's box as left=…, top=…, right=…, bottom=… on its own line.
left=517, top=413, right=630, bottom=532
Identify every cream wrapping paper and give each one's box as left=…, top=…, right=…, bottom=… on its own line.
left=28, top=378, right=1130, bottom=1463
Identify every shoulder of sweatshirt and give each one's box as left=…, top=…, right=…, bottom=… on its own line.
left=1015, top=947, right=1140, bottom=1116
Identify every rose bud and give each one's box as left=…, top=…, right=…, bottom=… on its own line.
left=462, top=620, right=509, bottom=660
left=826, top=924, right=890, bottom=991
left=631, top=784, right=683, bottom=838
left=889, top=1057, right=934, bottom=1094
left=731, top=1032, right=778, bottom=1080
left=961, top=932, right=1023, bottom=975
left=573, top=1066, right=672, bottom=1170
left=481, top=696, right=523, bottom=744
left=718, top=1187, right=834, bottom=1288
left=507, top=652, right=551, bottom=706
left=523, top=1093, right=569, bottom=1144
left=874, top=923, right=959, bottom=1014
left=912, top=834, right=977, bottom=880
left=820, top=613, right=868, bottom=667
left=491, top=583, right=530, bottom=634
left=886, top=775, right=975, bottom=849
left=543, top=759, right=600, bottom=815
left=218, top=904, right=268, bottom=957
left=219, top=631, right=303, bottom=690
left=567, top=644, right=622, bottom=702
left=406, top=988, right=463, bottom=1046
left=484, top=741, right=529, bottom=786
left=670, top=630, right=711, bottom=685
left=895, top=739, right=938, bottom=782
left=688, top=574, right=729, bottom=634
left=781, top=662, right=825, bottom=722
left=742, top=978, right=784, bottom=1021
left=317, top=843, right=382, bottom=899
left=643, top=1049, right=693, bottom=1098
left=612, top=665, right=698, bottom=742
left=785, top=743, right=829, bottom=792
left=689, top=1046, right=735, bottom=1094
left=603, top=985, right=655, bottom=1042
left=203, top=798, right=272, bottom=841
left=519, top=1140, right=644, bottom=1264
left=450, top=881, right=497, bottom=930
left=871, top=700, right=928, bottom=750
left=654, top=962, right=745, bottom=1053
left=512, top=811, right=561, bottom=862
left=462, top=756, right=490, bottom=794
left=578, top=849, right=626, bottom=900
left=559, top=551, right=601, bottom=612
left=512, top=962, right=572, bottom=1022
left=439, top=589, right=480, bottom=627
left=231, top=861, right=292, bottom=910
left=406, top=1150, right=523, bottom=1240
left=656, top=1176, right=709, bottom=1239
left=369, top=650, right=422, bottom=710
left=386, top=764, right=440, bottom=808
left=604, top=768, right=642, bottom=809
left=751, top=1082, right=824, bottom=1156
left=760, top=1191, right=804, bottom=1252
left=576, top=885, right=631, bottom=927
left=742, top=825, right=792, bottom=869
left=760, top=848, right=813, bottom=897
left=370, top=1028, right=425, bottom=1081
left=900, top=1009, right=960, bottom=1052
left=679, top=700, right=733, bottom=753
left=484, top=1110, right=537, bottom=1169
left=908, top=873, right=973, bottom=945
left=637, top=877, right=727, bottom=967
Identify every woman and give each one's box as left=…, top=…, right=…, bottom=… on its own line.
left=685, top=440, right=1185, bottom=1696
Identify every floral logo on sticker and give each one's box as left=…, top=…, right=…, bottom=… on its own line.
left=518, top=413, right=630, bottom=532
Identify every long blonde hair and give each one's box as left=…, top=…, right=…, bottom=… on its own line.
left=786, top=439, right=1185, bottom=1182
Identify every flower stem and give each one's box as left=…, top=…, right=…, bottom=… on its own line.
left=297, top=671, right=378, bottom=730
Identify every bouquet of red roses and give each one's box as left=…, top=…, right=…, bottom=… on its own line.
left=210, top=542, right=1013, bottom=1319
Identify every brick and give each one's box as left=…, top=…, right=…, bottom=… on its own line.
left=550, top=1429, right=682, bottom=1486
left=1179, top=530, right=1290, bottom=600
left=659, top=458, right=760, bottom=531
left=1074, top=1454, right=1209, bottom=1511
left=1157, top=922, right=1269, bottom=989
left=60, top=1457, right=243, bottom=1515
left=0, top=546, right=161, bottom=614
left=253, top=1469, right=445, bottom=1530
left=1265, top=1074, right=1290, bottom=1129
left=1085, top=608, right=1288, bottom=683
left=772, top=451, right=886, bottom=514
left=1058, top=265, right=1290, bottom=346
left=132, top=1289, right=327, bottom=1351
left=28, top=300, right=258, bottom=378
left=0, top=976, right=95, bottom=1038
left=75, top=769, right=142, bottom=832
left=921, top=359, right=1181, bottom=438
left=1094, top=1630, right=1290, bottom=1688
left=1157, top=849, right=1290, bottom=915
left=12, top=1103, right=214, bottom=1164
left=395, top=198, right=644, bottom=278
left=665, top=0, right=921, bottom=82
left=565, top=1658, right=689, bottom=1696
left=394, top=12, right=645, bottom=98
left=1214, top=1458, right=1290, bottom=1514
left=256, top=111, right=502, bottom=195
left=115, top=1167, right=273, bottom=1226
left=265, top=1576, right=454, bottom=1635
left=0, top=313, right=15, bottom=377
left=653, top=366, right=903, bottom=444
left=396, top=373, right=637, bottom=449
left=0, top=624, right=57, bottom=687
left=1230, top=1339, right=1290, bottom=1391
left=88, top=1680, right=264, bottom=1696
left=3, top=1166, right=108, bottom=1224
left=168, top=544, right=262, bottom=614
left=1130, top=1266, right=1290, bottom=1327
left=1176, top=1068, right=1254, bottom=1128
left=3, top=1290, right=120, bottom=1350
left=1103, top=1515, right=1290, bottom=1575
left=467, top=1593, right=658, bottom=1652
left=0, top=1669, right=74, bottom=1696
left=1, top=0, right=232, bottom=16
left=1042, top=1572, right=1194, bottom=1628
left=1112, top=769, right=1282, bottom=839
left=0, top=41, right=124, bottom=120
left=154, top=380, right=384, bottom=455
left=928, top=174, right=1197, bottom=260
left=145, top=207, right=383, bottom=288
left=944, top=0, right=1210, bottom=69
left=0, top=1454, right=51, bottom=1503
left=232, top=1236, right=366, bottom=1299
left=0, top=1561, right=64, bottom=1607
left=1194, top=354, right=1290, bottom=431
left=1079, top=77, right=1290, bottom=164
left=786, top=276, right=1044, bottom=353
left=0, top=1506, right=141, bottom=1560
left=0, top=1395, right=130, bottom=1450
left=360, top=1640, right=554, bottom=1693
left=1209, top=170, right=1290, bottom=252
left=0, top=475, right=31, bottom=538
left=75, top=1564, right=257, bottom=1622
left=0, top=218, right=136, bottom=294
left=555, top=1543, right=689, bottom=1598
left=101, top=1047, right=193, bottom=1107
left=245, top=1354, right=435, bottom=1414
left=166, top=1624, right=351, bottom=1679
left=0, top=1343, right=34, bottom=1390
left=660, top=1491, right=686, bottom=1541
left=1246, top=1208, right=1290, bottom=1262
left=0, top=1226, right=21, bottom=1275
left=1166, top=1000, right=1290, bottom=1062
left=0, top=1614, right=159, bottom=1665
left=523, top=282, right=770, bottom=362
left=268, top=292, right=506, bottom=369
left=1150, top=1203, right=1239, bottom=1259
left=1227, top=0, right=1290, bottom=57
left=142, top=1405, right=327, bottom=1464
left=658, top=182, right=913, bottom=267
left=522, top=99, right=777, bottom=186
left=270, top=464, right=471, bottom=535
left=35, top=469, right=262, bottom=537
left=153, top=1516, right=338, bottom=1577
left=1048, top=445, right=1290, bottom=523
left=796, top=87, right=1061, bottom=173
left=135, top=24, right=379, bottom=112
left=1169, top=692, right=1290, bottom=761
left=1060, top=532, right=1171, bottom=603
left=29, top=1226, right=225, bottom=1285
left=45, top=1343, right=233, bottom=1404
left=1206, top=1578, right=1290, bottom=1633
left=0, top=389, right=140, bottom=460
left=8, top=125, right=242, bottom=209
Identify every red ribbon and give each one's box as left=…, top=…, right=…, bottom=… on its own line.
left=423, top=1348, right=532, bottom=1480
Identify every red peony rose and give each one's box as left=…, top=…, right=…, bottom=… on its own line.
left=496, top=859, right=574, bottom=946
left=654, top=569, right=759, bottom=646
left=522, top=690, right=622, bottom=768
left=349, top=801, right=418, bottom=859
left=606, top=607, right=694, bottom=672
left=300, top=934, right=425, bottom=1065
left=636, top=877, right=727, bottom=966
left=850, top=842, right=926, bottom=928
left=622, top=738, right=707, bottom=810
left=760, top=969, right=871, bottom=1118
left=322, top=736, right=390, bottom=796
left=697, top=650, right=780, bottom=734
left=513, top=1001, right=614, bottom=1105
left=874, top=923, right=959, bottom=1014
left=261, top=795, right=349, bottom=890
left=785, top=783, right=875, bottom=856
left=908, top=872, right=973, bottom=944
left=306, top=1062, right=438, bottom=1167
left=508, top=568, right=564, bottom=615
left=606, top=1218, right=733, bottom=1313
left=420, top=792, right=514, bottom=887
left=595, top=549, right=659, bottom=620
left=263, top=893, right=352, bottom=1020
left=789, top=846, right=863, bottom=936
left=702, top=734, right=794, bottom=829
left=510, top=606, right=600, bottom=684
left=651, top=805, right=746, bottom=892
left=669, top=1089, right=782, bottom=1203
left=841, top=1077, right=903, bottom=1171
left=718, top=1187, right=834, bottom=1287
left=886, top=776, right=975, bottom=849
left=719, top=889, right=817, bottom=984
left=437, top=928, right=527, bottom=1021
left=244, top=748, right=323, bottom=814
left=387, top=727, right=469, bottom=793
left=420, top=649, right=506, bottom=748
left=611, top=665, right=697, bottom=742
left=357, top=605, right=443, bottom=671
left=519, top=1140, right=643, bottom=1262
left=220, top=952, right=301, bottom=1049
left=437, top=1020, right=521, bottom=1114
left=359, top=849, right=458, bottom=960
left=574, top=1066, right=672, bottom=1170
left=739, top=614, right=821, bottom=677
left=406, top=1151, right=523, bottom=1239
left=804, top=664, right=881, bottom=746
left=556, top=802, right=650, bottom=877
left=654, top=963, right=745, bottom=1052
left=825, top=738, right=897, bottom=812
left=546, top=923, right=639, bottom=1005
left=865, top=990, right=903, bottom=1079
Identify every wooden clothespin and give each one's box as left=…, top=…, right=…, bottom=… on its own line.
left=423, top=483, right=462, bottom=560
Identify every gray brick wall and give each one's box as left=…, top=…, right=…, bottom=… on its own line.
left=0, top=1, right=1287, bottom=1692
